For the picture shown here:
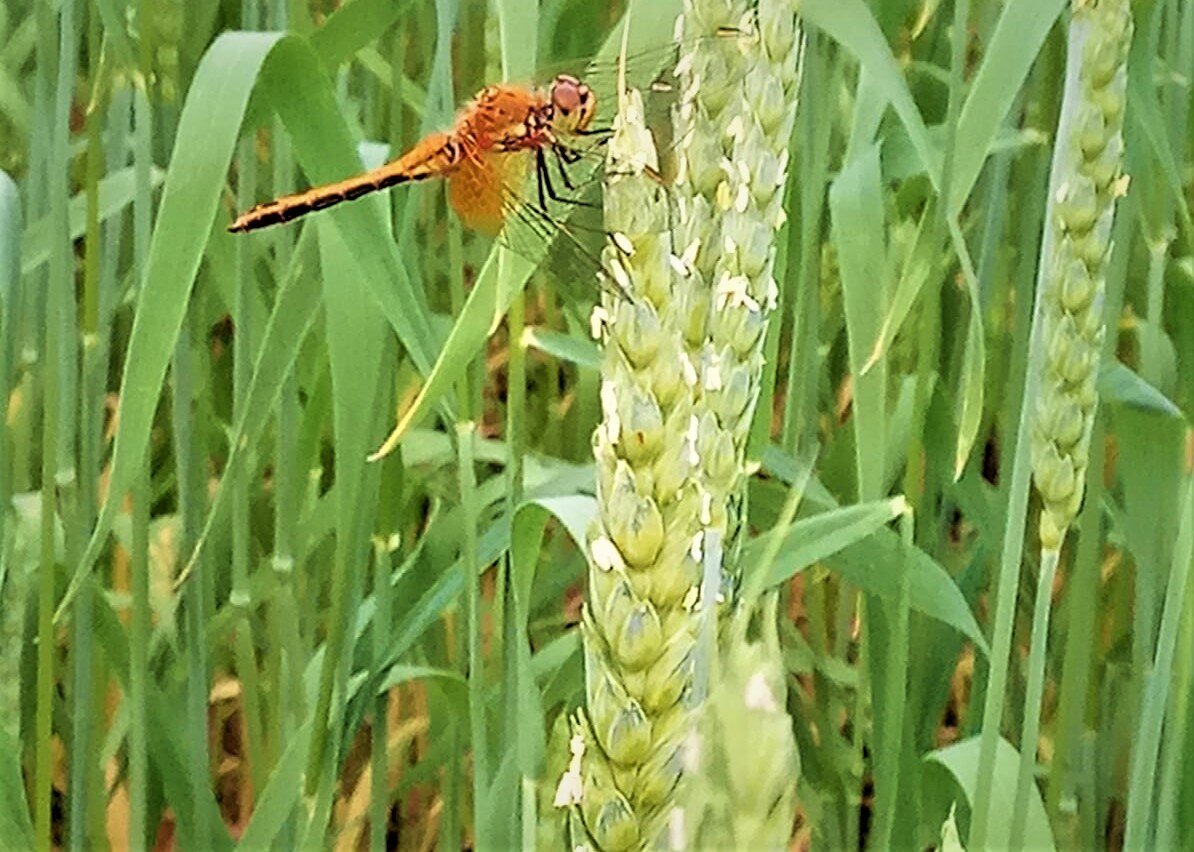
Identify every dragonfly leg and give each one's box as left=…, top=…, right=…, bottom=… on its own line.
left=535, top=147, right=551, bottom=211
left=556, top=145, right=584, bottom=165
left=552, top=145, right=577, bottom=190
left=537, top=146, right=599, bottom=210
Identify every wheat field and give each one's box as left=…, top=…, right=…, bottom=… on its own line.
left=1, top=0, right=1193, bottom=849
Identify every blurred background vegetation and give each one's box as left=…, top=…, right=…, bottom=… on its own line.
left=1, top=0, right=1193, bottom=849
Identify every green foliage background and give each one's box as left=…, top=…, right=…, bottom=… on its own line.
left=1, top=0, right=1192, bottom=849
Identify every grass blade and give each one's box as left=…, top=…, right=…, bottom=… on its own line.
left=948, top=0, right=1067, bottom=214
left=56, top=31, right=287, bottom=619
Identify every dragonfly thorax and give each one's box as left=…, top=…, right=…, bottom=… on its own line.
left=547, top=74, right=596, bottom=136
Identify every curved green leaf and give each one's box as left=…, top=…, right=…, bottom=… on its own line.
left=948, top=0, right=1067, bottom=214
left=59, top=31, right=286, bottom=621
left=752, top=497, right=907, bottom=589
left=831, top=144, right=888, bottom=499
left=175, top=230, right=321, bottom=588
left=508, top=494, right=596, bottom=776
left=762, top=446, right=987, bottom=652
left=799, top=0, right=938, bottom=185
left=524, top=326, right=600, bottom=370
left=1100, top=359, right=1184, bottom=420
left=309, top=0, right=416, bottom=68
left=822, top=520, right=987, bottom=654
left=926, top=736, right=1056, bottom=852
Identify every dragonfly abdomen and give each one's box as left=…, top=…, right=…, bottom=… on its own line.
left=227, top=132, right=462, bottom=233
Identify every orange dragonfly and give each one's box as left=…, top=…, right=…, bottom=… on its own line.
left=228, top=73, right=611, bottom=244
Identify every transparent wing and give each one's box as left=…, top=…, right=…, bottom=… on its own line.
left=447, top=146, right=622, bottom=299
left=445, top=125, right=683, bottom=304
left=535, top=28, right=749, bottom=141
left=539, top=29, right=747, bottom=105
left=497, top=160, right=617, bottom=295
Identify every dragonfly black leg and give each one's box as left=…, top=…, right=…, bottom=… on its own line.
left=538, top=146, right=599, bottom=210
left=552, top=145, right=577, bottom=191
left=535, top=147, right=551, bottom=211
left=552, top=145, right=604, bottom=210
left=556, top=145, right=585, bottom=165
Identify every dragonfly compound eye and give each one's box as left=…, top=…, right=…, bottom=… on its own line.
left=549, top=74, right=596, bottom=134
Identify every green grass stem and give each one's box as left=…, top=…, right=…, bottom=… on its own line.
left=1123, top=469, right=1194, bottom=849
left=370, top=534, right=394, bottom=851
left=36, top=1, right=76, bottom=847
left=968, top=96, right=1054, bottom=852
left=128, top=463, right=150, bottom=852
left=455, top=420, right=487, bottom=839
left=66, top=12, right=104, bottom=844
left=1009, top=546, right=1060, bottom=851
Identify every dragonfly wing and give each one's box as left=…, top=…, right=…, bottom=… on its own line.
left=503, top=188, right=607, bottom=284
left=540, top=29, right=746, bottom=116
left=540, top=29, right=747, bottom=140
left=484, top=148, right=616, bottom=292
left=446, top=142, right=665, bottom=296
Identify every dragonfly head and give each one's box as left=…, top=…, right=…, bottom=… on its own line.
left=547, top=74, right=596, bottom=136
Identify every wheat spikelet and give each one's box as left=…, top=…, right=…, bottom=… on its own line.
left=557, top=85, right=703, bottom=851
left=682, top=597, right=800, bottom=849
left=559, top=5, right=805, bottom=846
left=1030, top=0, right=1131, bottom=554
left=674, top=0, right=803, bottom=581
